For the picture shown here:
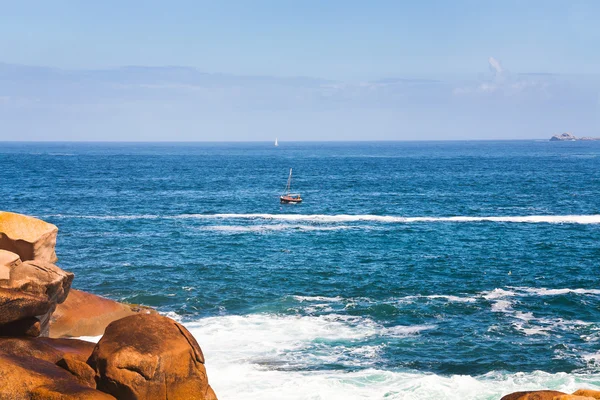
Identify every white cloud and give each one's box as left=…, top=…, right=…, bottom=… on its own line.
left=488, top=57, right=504, bottom=76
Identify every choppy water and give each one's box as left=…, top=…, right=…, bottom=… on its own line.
left=2, top=141, right=600, bottom=399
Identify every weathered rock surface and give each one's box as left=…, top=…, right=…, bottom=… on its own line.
left=0, top=352, right=115, bottom=400
left=501, top=391, right=567, bottom=400
left=51, top=289, right=147, bottom=338
left=0, top=211, right=59, bottom=263
left=0, top=337, right=96, bottom=364
left=572, top=390, right=600, bottom=399
left=58, top=354, right=98, bottom=388
left=0, top=287, right=51, bottom=336
left=0, top=258, right=74, bottom=336
left=0, top=249, right=21, bottom=279
left=8, top=259, right=73, bottom=303
left=0, top=337, right=98, bottom=388
left=502, top=389, right=600, bottom=400
left=88, top=313, right=217, bottom=400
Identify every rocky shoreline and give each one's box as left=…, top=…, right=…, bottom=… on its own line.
left=0, top=211, right=217, bottom=400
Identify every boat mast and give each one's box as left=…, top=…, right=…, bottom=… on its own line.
left=285, top=168, right=292, bottom=194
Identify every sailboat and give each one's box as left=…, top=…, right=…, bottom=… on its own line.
left=280, top=168, right=302, bottom=204
left=274, top=138, right=279, bottom=147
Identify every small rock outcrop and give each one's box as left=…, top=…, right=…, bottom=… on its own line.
left=501, top=391, right=566, bottom=400
left=88, top=313, right=217, bottom=400
left=550, top=132, right=600, bottom=141
left=0, top=211, right=59, bottom=263
left=501, top=390, right=600, bottom=400
left=50, top=289, right=149, bottom=338
left=571, top=389, right=600, bottom=398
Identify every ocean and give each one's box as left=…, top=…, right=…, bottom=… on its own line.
left=1, top=140, right=600, bottom=399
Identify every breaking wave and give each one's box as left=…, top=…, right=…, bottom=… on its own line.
left=43, top=213, right=600, bottom=224
left=183, top=314, right=600, bottom=399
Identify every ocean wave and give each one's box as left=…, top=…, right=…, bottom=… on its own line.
left=177, top=213, right=600, bottom=224
left=42, top=213, right=600, bottom=224
left=197, top=224, right=351, bottom=232
left=419, top=294, right=478, bottom=303
left=207, top=367, right=600, bottom=400
left=75, top=311, right=600, bottom=399
left=182, top=315, right=598, bottom=399
left=292, top=295, right=345, bottom=302
left=512, top=287, right=600, bottom=296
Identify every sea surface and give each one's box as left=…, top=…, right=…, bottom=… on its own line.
left=2, top=141, right=600, bottom=399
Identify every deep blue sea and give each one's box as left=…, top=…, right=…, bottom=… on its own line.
left=2, top=141, right=600, bottom=399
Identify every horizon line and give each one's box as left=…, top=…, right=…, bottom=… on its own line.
left=0, top=138, right=562, bottom=144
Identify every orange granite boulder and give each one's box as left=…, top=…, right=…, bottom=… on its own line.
left=88, top=313, right=217, bottom=400
left=501, top=391, right=567, bottom=400
left=571, top=390, right=600, bottom=399
left=0, top=337, right=96, bottom=364
left=0, top=336, right=98, bottom=388
left=0, top=211, right=59, bottom=263
left=0, top=258, right=74, bottom=336
left=50, top=289, right=147, bottom=338
left=58, top=354, right=98, bottom=388
left=8, top=259, right=73, bottom=303
left=0, top=287, right=52, bottom=336
left=0, top=352, right=115, bottom=400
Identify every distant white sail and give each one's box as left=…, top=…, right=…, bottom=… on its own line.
left=274, top=138, right=279, bottom=147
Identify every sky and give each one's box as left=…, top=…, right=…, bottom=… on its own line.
left=1, top=0, right=599, bottom=141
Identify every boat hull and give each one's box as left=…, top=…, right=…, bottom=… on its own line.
left=280, top=196, right=302, bottom=204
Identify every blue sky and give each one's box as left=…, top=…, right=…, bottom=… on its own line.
left=1, top=0, right=599, bottom=140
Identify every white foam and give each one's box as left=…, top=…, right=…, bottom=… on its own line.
left=384, top=324, right=437, bottom=337
left=292, top=295, right=345, bottom=302
left=512, top=323, right=551, bottom=336
left=423, top=295, right=478, bottom=303
left=198, top=224, right=351, bottom=232
left=178, top=213, right=600, bottom=224
left=491, top=300, right=513, bottom=313
left=42, top=213, right=600, bottom=224
left=181, top=313, right=600, bottom=399
left=77, top=335, right=102, bottom=343
left=74, top=311, right=600, bottom=399
left=513, top=287, right=600, bottom=296
left=582, top=352, right=600, bottom=362
left=482, top=288, right=517, bottom=300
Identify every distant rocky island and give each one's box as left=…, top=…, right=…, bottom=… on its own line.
left=550, top=132, right=600, bottom=141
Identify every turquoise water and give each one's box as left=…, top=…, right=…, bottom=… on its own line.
left=2, top=141, right=600, bottom=399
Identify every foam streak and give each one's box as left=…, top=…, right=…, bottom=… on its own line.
left=44, top=213, right=600, bottom=224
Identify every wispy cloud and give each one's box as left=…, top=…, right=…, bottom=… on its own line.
left=488, top=57, right=504, bottom=76
left=1, top=61, right=598, bottom=140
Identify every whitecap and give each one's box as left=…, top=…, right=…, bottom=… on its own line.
left=512, top=287, right=600, bottom=296
left=39, top=213, right=600, bottom=225
left=481, top=288, right=517, bottom=300
left=491, top=300, right=513, bottom=313
left=292, top=295, right=345, bottom=302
